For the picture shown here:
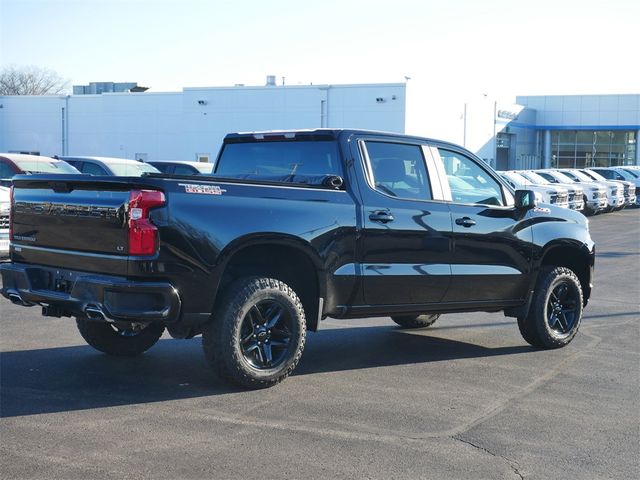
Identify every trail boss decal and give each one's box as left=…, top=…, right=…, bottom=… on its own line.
left=179, top=184, right=227, bottom=195
left=533, top=206, right=551, bottom=214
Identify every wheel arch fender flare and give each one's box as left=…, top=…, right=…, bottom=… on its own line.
left=211, top=233, right=328, bottom=327
left=531, top=239, right=595, bottom=304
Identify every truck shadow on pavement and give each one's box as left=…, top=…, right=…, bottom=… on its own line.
left=1, top=324, right=532, bottom=418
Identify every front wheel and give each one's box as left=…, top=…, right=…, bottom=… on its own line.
left=202, top=277, right=306, bottom=389
left=391, top=314, right=440, bottom=329
left=518, top=266, right=583, bottom=348
left=76, top=318, right=165, bottom=356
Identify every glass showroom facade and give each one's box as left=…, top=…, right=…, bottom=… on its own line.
left=550, top=130, right=637, bottom=168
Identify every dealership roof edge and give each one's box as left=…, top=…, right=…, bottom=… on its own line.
left=509, top=123, right=640, bottom=130
left=183, top=82, right=406, bottom=92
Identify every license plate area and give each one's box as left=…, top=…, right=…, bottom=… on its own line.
left=27, top=267, right=77, bottom=293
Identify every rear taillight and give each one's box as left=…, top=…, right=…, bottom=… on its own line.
left=128, top=190, right=165, bottom=256
left=9, top=185, right=14, bottom=242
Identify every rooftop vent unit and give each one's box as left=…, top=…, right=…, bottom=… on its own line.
left=266, top=75, right=276, bottom=86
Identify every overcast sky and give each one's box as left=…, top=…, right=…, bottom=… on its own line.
left=1, top=0, right=638, bottom=137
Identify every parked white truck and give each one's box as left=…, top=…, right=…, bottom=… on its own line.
left=562, top=169, right=625, bottom=212
left=536, top=170, right=607, bottom=215
left=499, top=171, right=569, bottom=208
left=518, top=171, right=585, bottom=212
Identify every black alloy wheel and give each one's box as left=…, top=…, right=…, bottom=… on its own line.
left=239, top=301, right=294, bottom=370
left=517, top=266, right=583, bottom=349
left=203, top=277, right=306, bottom=388
left=546, top=283, right=579, bottom=336
left=76, top=317, right=165, bottom=356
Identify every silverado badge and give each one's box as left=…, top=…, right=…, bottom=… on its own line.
left=179, top=184, right=227, bottom=195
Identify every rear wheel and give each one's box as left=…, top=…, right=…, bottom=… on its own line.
left=202, top=277, right=306, bottom=389
left=391, top=314, right=440, bottom=329
left=518, top=266, right=583, bottom=348
left=76, top=318, right=165, bottom=356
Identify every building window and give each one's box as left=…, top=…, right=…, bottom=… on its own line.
left=551, top=130, right=636, bottom=168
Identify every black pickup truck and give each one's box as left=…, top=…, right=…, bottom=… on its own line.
left=0, top=129, right=595, bottom=388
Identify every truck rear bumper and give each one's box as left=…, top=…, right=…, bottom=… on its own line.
left=0, top=263, right=181, bottom=323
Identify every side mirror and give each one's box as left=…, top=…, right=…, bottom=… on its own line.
left=514, top=189, right=537, bottom=210
left=322, top=175, right=344, bottom=190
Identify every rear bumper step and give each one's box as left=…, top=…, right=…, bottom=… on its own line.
left=0, top=263, right=181, bottom=323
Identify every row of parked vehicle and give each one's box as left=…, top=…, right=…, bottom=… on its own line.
left=0, top=153, right=215, bottom=186
left=498, top=166, right=640, bottom=215
left=0, top=154, right=215, bottom=258
left=1, top=152, right=639, bottom=259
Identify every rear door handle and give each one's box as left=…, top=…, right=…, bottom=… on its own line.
left=369, top=210, right=395, bottom=223
left=455, top=216, right=476, bottom=228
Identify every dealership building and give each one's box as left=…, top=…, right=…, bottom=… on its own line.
left=0, top=81, right=638, bottom=169
left=464, top=94, right=639, bottom=170
left=0, top=80, right=406, bottom=163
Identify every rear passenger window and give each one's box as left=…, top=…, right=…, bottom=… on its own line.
left=82, top=162, right=108, bottom=176
left=437, top=149, right=504, bottom=206
left=174, top=165, right=196, bottom=175
left=364, top=141, right=431, bottom=200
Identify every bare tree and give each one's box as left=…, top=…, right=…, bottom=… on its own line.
left=0, top=65, right=69, bottom=95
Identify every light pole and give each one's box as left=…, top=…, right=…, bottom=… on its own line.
left=463, top=102, right=467, bottom=147
left=492, top=100, right=497, bottom=168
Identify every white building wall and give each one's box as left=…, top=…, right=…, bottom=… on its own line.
left=0, top=83, right=405, bottom=161
left=0, top=96, right=66, bottom=155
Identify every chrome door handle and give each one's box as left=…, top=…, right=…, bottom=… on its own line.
left=369, top=210, right=395, bottom=223
left=455, top=217, right=476, bottom=227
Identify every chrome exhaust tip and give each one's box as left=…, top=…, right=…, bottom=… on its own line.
left=8, top=292, right=24, bottom=305
left=84, top=305, right=106, bottom=321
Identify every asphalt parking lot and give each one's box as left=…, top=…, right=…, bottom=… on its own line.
left=1, top=209, right=638, bottom=480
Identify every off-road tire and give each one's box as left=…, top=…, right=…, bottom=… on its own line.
left=391, top=314, right=440, bottom=329
left=518, top=266, right=583, bottom=349
left=76, top=318, right=165, bottom=356
left=202, top=277, right=306, bottom=389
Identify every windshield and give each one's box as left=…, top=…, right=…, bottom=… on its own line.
left=568, top=170, right=594, bottom=182
left=562, top=171, right=580, bottom=182
left=520, top=171, right=550, bottom=185
left=12, top=159, right=80, bottom=174
left=613, top=168, right=636, bottom=180
left=621, top=168, right=639, bottom=178
left=550, top=171, right=575, bottom=183
left=108, top=162, right=160, bottom=176
left=582, top=170, right=606, bottom=182
left=502, top=171, right=531, bottom=186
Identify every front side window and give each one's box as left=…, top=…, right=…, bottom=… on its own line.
left=364, top=141, right=431, bottom=200
left=438, top=149, right=504, bottom=206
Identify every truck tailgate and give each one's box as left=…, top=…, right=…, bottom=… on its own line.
left=10, top=176, right=144, bottom=275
